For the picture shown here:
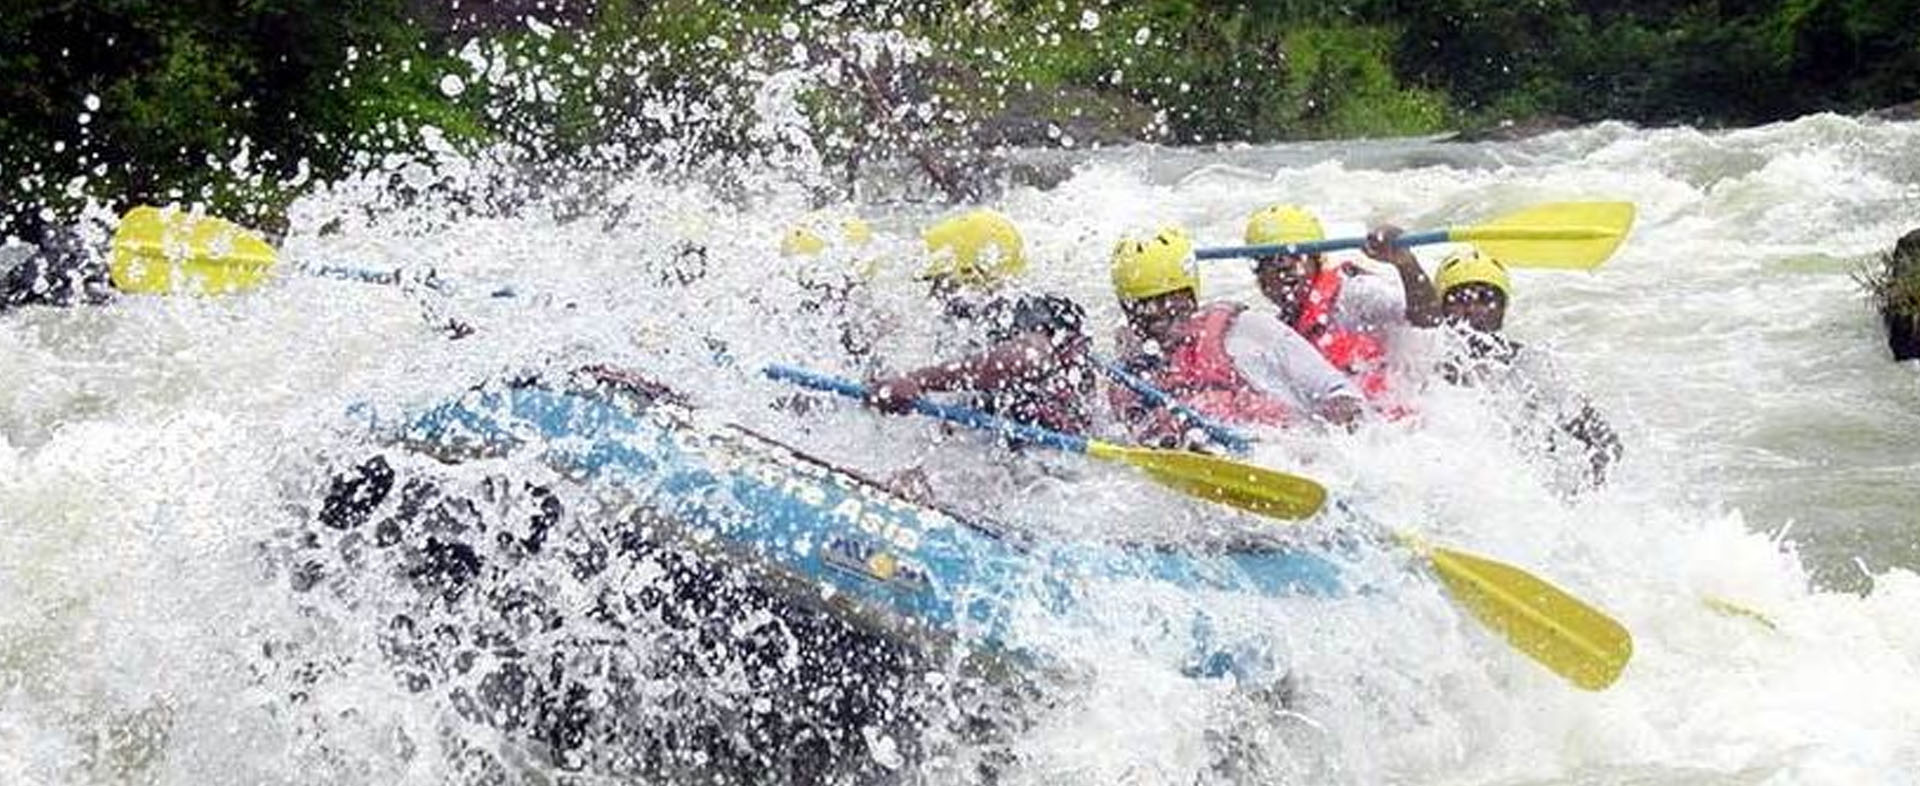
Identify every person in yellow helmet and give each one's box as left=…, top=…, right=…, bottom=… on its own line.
left=1243, top=205, right=1442, bottom=330
left=1432, top=246, right=1512, bottom=337
left=1108, top=225, right=1363, bottom=445
left=1427, top=245, right=1621, bottom=492
left=865, top=208, right=1094, bottom=436
left=780, top=216, right=875, bottom=259
left=917, top=208, right=1026, bottom=294
left=1426, top=246, right=1528, bottom=379
left=1241, top=206, right=1442, bottom=412
left=779, top=215, right=879, bottom=289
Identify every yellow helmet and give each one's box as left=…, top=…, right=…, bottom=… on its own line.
left=1244, top=204, right=1326, bottom=246
left=780, top=216, right=873, bottom=258
left=1111, top=226, right=1199, bottom=302
left=841, top=217, right=874, bottom=246
left=781, top=227, right=828, bottom=257
left=920, top=208, right=1026, bottom=287
left=1434, top=246, right=1512, bottom=298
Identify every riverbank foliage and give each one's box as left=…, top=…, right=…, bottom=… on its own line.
left=1860, top=233, right=1920, bottom=318
left=4, top=0, right=1917, bottom=236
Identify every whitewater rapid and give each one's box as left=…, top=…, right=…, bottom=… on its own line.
left=3, top=113, right=1918, bottom=784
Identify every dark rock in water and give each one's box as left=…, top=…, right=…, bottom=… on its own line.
left=1866, top=101, right=1920, bottom=122
left=1445, top=115, right=1583, bottom=143
left=1877, top=229, right=1920, bottom=361
left=1887, top=308, right=1919, bottom=361
left=960, top=80, right=1153, bottom=196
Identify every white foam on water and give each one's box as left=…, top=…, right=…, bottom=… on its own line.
left=3, top=93, right=1919, bottom=785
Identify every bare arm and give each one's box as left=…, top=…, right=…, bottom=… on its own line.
left=868, top=333, right=1062, bottom=413
left=913, top=332, right=1060, bottom=393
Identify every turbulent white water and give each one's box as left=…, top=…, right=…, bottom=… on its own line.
left=4, top=113, right=1920, bottom=784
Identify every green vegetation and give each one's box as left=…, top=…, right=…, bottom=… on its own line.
left=1859, top=235, right=1920, bottom=324
left=4, top=0, right=1918, bottom=237
left=1, top=0, right=483, bottom=236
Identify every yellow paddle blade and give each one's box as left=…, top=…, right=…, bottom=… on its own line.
left=1086, top=441, right=1327, bottom=520
left=111, top=206, right=279, bottom=295
left=1424, top=543, right=1633, bottom=690
left=1449, top=201, right=1636, bottom=270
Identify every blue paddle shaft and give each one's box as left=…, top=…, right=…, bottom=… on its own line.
left=1194, top=229, right=1451, bottom=261
left=1094, top=357, right=1253, bottom=454
left=762, top=365, right=1092, bottom=454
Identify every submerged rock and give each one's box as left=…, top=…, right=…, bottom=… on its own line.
left=966, top=79, right=1159, bottom=151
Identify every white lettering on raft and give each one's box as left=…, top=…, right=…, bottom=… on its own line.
left=827, top=497, right=921, bottom=552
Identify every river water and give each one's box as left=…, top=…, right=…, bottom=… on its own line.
left=3, top=113, right=1918, bottom=783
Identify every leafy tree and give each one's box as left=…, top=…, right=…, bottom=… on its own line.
left=1, top=0, right=479, bottom=240
left=5, top=0, right=1918, bottom=238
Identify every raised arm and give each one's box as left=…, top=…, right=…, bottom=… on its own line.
left=1365, top=224, right=1443, bottom=328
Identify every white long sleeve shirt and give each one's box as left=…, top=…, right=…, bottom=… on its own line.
left=1328, top=268, right=1408, bottom=333
left=1222, top=309, right=1361, bottom=412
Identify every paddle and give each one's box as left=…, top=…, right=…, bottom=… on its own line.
left=1099, top=365, right=1633, bottom=690
left=1092, top=354, right=1254, bottom=453
left=761, top=364, right=1327, bottom=521
left=1348, top=503, right=1634, bottom=691
left=109, top=205, right=458, bottom=295
left=1195, top=201, right=1635, bottom=270
left=110, top=206, right=278, bottom=295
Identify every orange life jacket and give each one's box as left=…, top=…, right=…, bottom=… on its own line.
left=1293, top=262, right=1392, bottom=401
left=1112, top=303, right=1292, bottom=443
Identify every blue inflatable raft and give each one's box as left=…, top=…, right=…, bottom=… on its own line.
left=377, top=368, right=1351, bottom=664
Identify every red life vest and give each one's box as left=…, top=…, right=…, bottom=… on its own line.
left=1293, top=263, right=1392, bottom=401
left=1113, top=303, right=1292, bottom=443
